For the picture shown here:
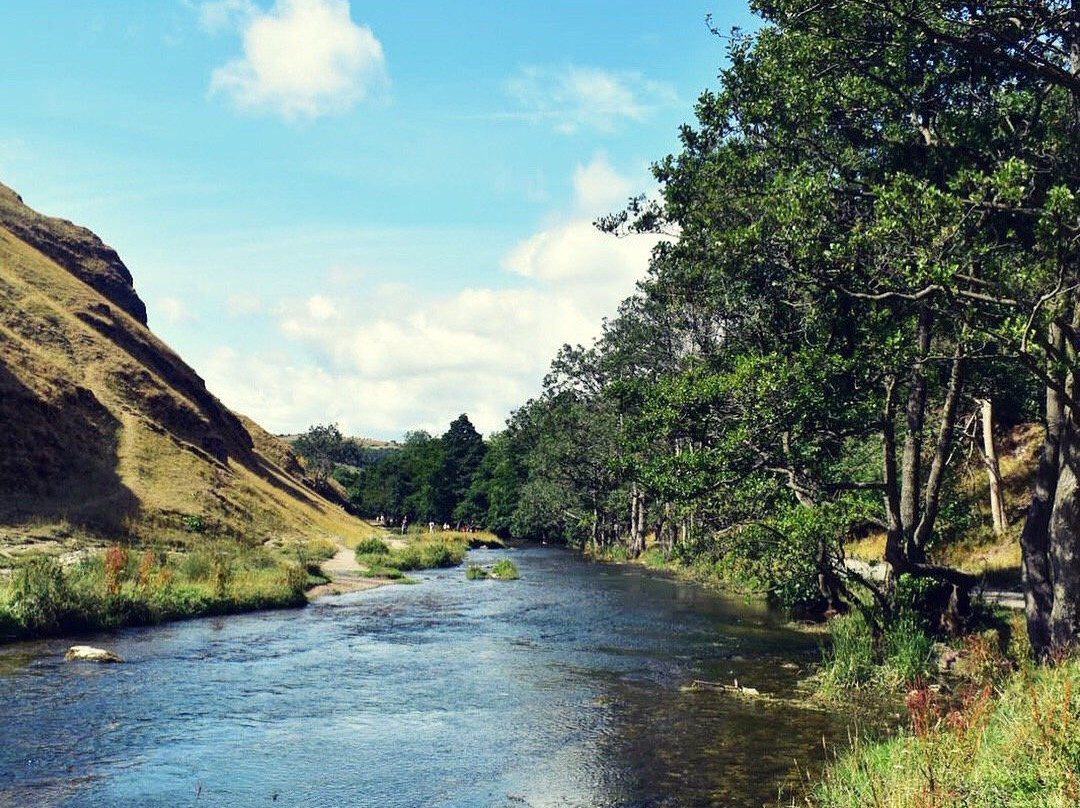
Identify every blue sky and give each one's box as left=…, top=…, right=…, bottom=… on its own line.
left=0, top=0, right=758, bottom=440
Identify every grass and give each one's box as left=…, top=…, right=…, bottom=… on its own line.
left=0, top=540, right=309, bottom=640
left=354, top=531, right=469, bottom=577
left=810, top=656, right=1080, bottom=808
left=466, top=557, right=520, bottom=580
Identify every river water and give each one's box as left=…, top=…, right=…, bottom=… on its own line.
left=0, top=545, right=853, bottom=808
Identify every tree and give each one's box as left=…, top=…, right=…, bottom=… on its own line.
left=585, top=0, right=1067, bottom=629
left=433, top=414, right=486, bottom=524
left=752, top=0, right=1080, bottom=659
left=293, top=423, right=344, bottom=486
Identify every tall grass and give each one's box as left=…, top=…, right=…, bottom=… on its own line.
left=353, top=534, right=468, bottom=577
left=816, top=610, right=935, bottom=695
left=0, top=541, right=308, bottom=641
left=810, top=657, right=1080, bottom=808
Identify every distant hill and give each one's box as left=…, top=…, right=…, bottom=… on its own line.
left=0, top=182, right=369, bottom=551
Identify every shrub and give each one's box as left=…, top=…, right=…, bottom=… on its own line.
left=491, top=558, right=519, bottom=579
left=384, top=538, right=466, bottom=572
left=419, top=540, right=463, bottom=568
left=10, top=557, right=71, bottom=633
left=355, top=537, right=390, bottom=559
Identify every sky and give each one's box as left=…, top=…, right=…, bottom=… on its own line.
left=0, top=0, right=759, bottom=441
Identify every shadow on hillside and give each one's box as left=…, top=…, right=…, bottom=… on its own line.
left=0, top=364, right=138, bottom=532
left=75, top=305, right=322, bottom=509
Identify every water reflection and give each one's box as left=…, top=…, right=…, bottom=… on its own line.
left=0, top=545, right=851, bottom=808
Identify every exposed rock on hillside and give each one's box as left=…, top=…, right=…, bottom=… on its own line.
left=0, top=183, right=147, bottom=324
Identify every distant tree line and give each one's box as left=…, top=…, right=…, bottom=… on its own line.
left=298, top=414, right=492, bottom=528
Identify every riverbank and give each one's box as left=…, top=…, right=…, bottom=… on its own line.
left=809, top=655, right=1080, bottom=807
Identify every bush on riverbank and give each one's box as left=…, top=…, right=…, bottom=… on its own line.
left=810, top=656, right=1080, bottom=808
left=354, top=533, right=468, bottom=577
left=0, top=543, right=308, bottom=641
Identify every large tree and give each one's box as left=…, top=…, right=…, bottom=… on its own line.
left=587, top=0, right=1077, bottom=642
left=748, top=0, right=1080, bottom=657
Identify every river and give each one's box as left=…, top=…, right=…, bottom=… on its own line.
left=0, top=545, right=854, bottom=808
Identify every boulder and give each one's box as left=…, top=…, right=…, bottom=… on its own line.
left=64, top=645, right=123, bottom=663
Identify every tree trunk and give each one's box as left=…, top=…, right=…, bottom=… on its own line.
left=1049, top=417, right=1080, bottom=649
left=1018, top=1, right=1080, bottom=660
left=882, top=375, right=905, bottom=569
left=1022, top=321, right=1066, bottom=659
left=900, top=305, right=933, bottom=563
left=978, top=398, right=1007, bottom=536
left=911, top=348, right=965, bottom=554
left=627, top=483, right=646, bottom=559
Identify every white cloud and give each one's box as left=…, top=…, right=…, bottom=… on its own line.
left=503, top=219, right=652, bottom=303
left=206, top=0, right=388, bottom=121
left=573, top=152, right=635, bottom=213
left=196, top=159, right=659, bottom=439
left=197, top=0, right=256, bottom=33
left=505, top=65, right=678, bottom=134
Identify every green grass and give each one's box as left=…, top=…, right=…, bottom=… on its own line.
left=0, top=541, right=308, bottom=641
left=490, top=557, right=519, bottom=579
left=354, top=534, right=468, bottom=578
left=810, top=657, right=1080, bottom=808
left=815, top=610, right=936, bottom=697
left=466, top=557, right=520, bottom=580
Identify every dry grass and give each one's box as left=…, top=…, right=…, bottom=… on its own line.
left=0, top=190, right=375, bottom=566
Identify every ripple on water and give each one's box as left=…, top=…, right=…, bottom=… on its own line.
left=0, top=546, right=852, bottom=808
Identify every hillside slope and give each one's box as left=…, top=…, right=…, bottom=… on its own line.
left=0, top=182, right=369, bottom=552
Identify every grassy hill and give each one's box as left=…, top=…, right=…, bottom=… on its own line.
left=0, top=182, right=375, bottom=565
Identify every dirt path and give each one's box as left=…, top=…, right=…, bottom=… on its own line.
left=306, top=542, right=389, bottom=599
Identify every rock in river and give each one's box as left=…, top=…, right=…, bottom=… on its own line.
left=64, top=645, right=123, bottom=663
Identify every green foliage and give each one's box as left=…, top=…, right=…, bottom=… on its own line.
left=817, top=612, right=878, bottom=694
left=355, top=537, right=390, bottom=557
left=466, top=558, right=520, bottom=580
left=182, top=514, right=206, bottom=533
left=882, top=614, right=935, bottom=687
left=293, top=422, right=345, bottom=484
left=435, top=413, right=487, bottom=523
left=10, top=556, right=70, bottom=633
left=817, top=608, right=935, bottom=696
left=490, top=558, right=519, bottom=579
left=377, top=537, right=467, bottom=573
